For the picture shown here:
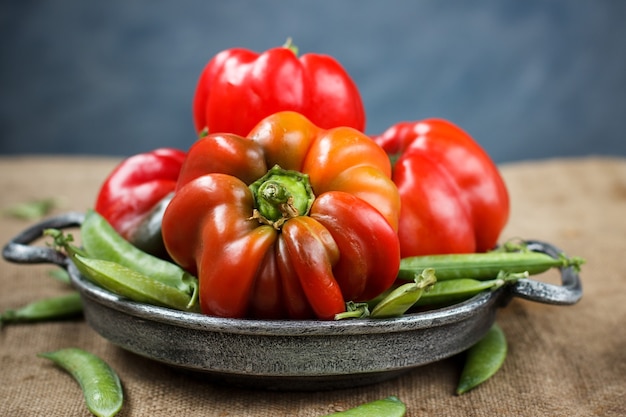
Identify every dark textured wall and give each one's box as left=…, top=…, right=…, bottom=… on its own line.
left=1, top=0, right=625, bottom=163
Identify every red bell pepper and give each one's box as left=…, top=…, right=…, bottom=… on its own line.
left=192, top=39, right=365, bottom=137
left=94, top=148, right=187, bottom=257
left=372, top=119, right=510, bottom=257
left=162, top=111, right=400, bottom=320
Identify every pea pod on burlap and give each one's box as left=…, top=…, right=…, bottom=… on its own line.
left=39, top=348, right=123, bottom=417
left=322, top=396, right=406, bottom=417
left=456, top=323, right=508, bottom=395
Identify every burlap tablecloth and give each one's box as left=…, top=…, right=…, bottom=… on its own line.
left=1, top=156, right=624, bottom=416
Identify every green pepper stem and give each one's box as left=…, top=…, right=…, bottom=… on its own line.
left=282, top=37, right=299, bottom=56
left=259, top=181, right=293, bottom=207
left=249, top=165, right=315, bottom=229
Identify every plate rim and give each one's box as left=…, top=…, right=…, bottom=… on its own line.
left=68, top=261, right=503, bottom=336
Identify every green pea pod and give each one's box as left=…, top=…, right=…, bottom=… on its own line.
left=0, top=292, right=82, bottom=326
left=322, top=396, right=406, bottom=417
left=48, top=268, right=71, bottom=284
left=80, top=209, right=198, bottom=298
left=398, top=251, right=584, bottom=281
left=73, top=254, right=199, bottom=312
left=370, top=268, right=436, bottom=318
left=457, top=323, right=507, bottom=395
left=38, top=348, right=123, bottom=417
left=412, top=272, right=526, bottom=307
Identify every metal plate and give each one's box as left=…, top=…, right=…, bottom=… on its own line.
left=3, top=212, right=582, bottom=391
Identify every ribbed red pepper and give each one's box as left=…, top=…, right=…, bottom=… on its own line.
left=373, top=119, right=510, bottom=257
left=162, top=111, right=400, bottom=320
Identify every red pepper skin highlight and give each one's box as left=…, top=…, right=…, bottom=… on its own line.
left=373, top=119, right=510, bottom=257
left=94, top=148, right=186, bottom=255
left=192, top=42, right=365, bottom=137
left=162, top=111, right=400, bottom=320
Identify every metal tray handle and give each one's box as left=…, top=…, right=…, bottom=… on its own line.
left=509, top=240, right=582, bottom=305
left=2, top=212, right=84, bottom=267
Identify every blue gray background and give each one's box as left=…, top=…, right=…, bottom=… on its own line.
left=1, top=0, right=625, bottom=163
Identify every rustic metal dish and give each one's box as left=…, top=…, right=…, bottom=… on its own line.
left=3, top=212, right=582, bottom=391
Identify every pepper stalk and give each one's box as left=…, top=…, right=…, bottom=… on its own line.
left=249, top=165, right=315, bottom=229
